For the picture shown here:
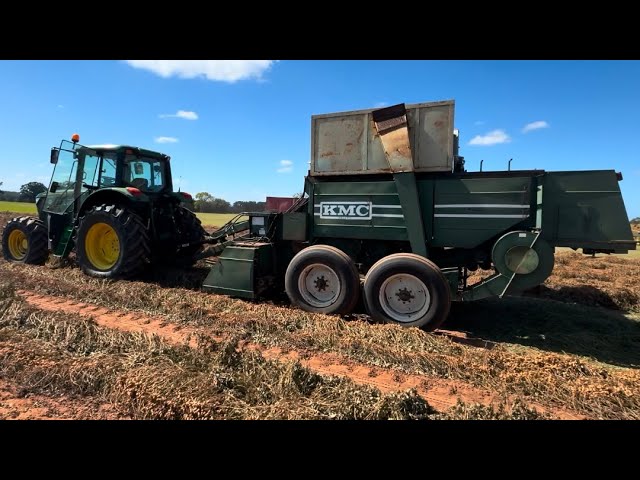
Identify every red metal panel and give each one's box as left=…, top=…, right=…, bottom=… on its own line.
left=265, top=196, right=296, bottom=212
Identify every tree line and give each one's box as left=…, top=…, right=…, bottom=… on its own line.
left=194, top=192, right=265, bottom=213
left=0, top=182, right=47, bottom=202
left=0, top=183, right=266, bottom=214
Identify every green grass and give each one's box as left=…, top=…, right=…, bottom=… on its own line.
left=196, top=213, right=243, bottom=228
left=0, top=201, right=37, bottom=214
left=0, top=201, right=239, bottom=228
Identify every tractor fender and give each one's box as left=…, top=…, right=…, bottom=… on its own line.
left=77, top=188, right=149, bottom=218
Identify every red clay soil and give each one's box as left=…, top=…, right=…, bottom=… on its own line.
left=18, top=290, right=582, bottom=419
left=19, top=291, right=204, bottom=348
left=0, top=377, right=122, bottom=420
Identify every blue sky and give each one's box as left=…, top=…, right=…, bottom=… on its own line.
left=0, top=60, right=638, bottom=218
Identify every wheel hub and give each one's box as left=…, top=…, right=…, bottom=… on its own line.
left=298, top=263, right=341, bottom=308
left=84, top=222, right=121, bottom=271
left=379, top=273, right=431, bottom=323
left=7, top=229, right=28, bottom=260
left=395, top=287, right=415, bottom=303
left=314, top=275, right=329, bottom=292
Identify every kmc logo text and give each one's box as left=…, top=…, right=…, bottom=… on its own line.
left=319, top=202, right=372, bottom=220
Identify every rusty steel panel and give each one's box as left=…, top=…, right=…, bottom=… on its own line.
left=311, top=100, right=454, bottom=176
left=372, top=104, right=413, bottom=173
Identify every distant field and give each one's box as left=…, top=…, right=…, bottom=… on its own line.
left=197, top=213, right=243, bottom=228
left=0, top=201, right=239, bottom=229
left=0, top=201, right=37, bottom=214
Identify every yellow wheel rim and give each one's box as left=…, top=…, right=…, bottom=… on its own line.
left=85, top=222, right=120, bottom=270
left=8, top=229, right=28, bottom=260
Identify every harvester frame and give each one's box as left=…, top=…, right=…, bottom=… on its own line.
left=201, top=100, right=636, bottom=329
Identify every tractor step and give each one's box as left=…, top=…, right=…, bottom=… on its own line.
left=52, top=225, right=74, bottom=258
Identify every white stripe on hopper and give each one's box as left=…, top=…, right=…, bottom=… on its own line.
left=435, top=204, right=530, bottom=208
left=434, top=214, right=529, bottom=218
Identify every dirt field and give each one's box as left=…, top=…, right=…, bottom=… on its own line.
left=1, top=210, right=639, bottom=420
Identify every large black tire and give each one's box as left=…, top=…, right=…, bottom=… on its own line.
left=285, top=244, right=360, bottom=315
left=363, top=253, right=451, bottom=330
left=173, top=206, right=206, bottom=266
left=1, top=216, right=49, bottom=265
left=75, top=204, right=150, bottom=279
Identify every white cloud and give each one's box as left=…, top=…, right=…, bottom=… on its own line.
left=474, top=120, right=485, bottom=126
left=125, top=60, right=275, bottom=83
left=522, top=120, right=549, bottom=133
left=277, top=159, right=293, bottom=173
left=155, top=136, right=179, bottom=144
left=159, top=110, right=199, bottom=120
left=374, top=101, right=388, bottom=108
left=468, top=129, right=511, bottom=146
left=57, top=104, right=64, bottom=109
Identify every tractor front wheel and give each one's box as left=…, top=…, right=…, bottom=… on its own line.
left=75, top=204, right=150, bottom=279
left=1, top=216, right=49, bottom=265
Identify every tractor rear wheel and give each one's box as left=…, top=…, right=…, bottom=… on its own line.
left=363, top=253, right=451, bottom=330
left=75, top=204, right=150, bottom=279
left=285, top=244, right=360, bottom=315
left=1, top=216, right=49, bottom=265
left=173, top=206, right=206, bottom=266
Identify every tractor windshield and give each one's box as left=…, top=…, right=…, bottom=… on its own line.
left=44, top=140, right=100, bottom=214
left=123, top=155, right=168, bottom=193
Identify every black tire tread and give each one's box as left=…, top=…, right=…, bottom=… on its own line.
left=285, top=244, right=360, bottom=315
left=173, top=206, right=206, bottom=266
left=75, top=204, right=150, bottom=279
left=1, top=216, right=49, bottom=265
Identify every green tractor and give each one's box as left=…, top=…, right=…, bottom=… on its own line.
left=2, top=134, right=206, bottom=278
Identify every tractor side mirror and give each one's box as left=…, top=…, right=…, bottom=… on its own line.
left=50, top=181, right=59, bottom=193
left=50, top=148, right=59, bottom=164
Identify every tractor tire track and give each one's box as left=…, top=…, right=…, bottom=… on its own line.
left=17, top=289, right=583, bottom=419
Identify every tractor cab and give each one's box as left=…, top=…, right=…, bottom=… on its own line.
left=39, top=135, right=177, bottom=259
left=43, top=137, right=173, bottom=216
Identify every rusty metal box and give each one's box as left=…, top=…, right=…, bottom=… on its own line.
left=311, top=100, right=454, bottom=176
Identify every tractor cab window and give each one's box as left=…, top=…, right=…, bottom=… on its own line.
left=123, top=155, right=166, bottom=192
left=44, top=141, right=83, bottom=214
left=99, top=154, right=117, bottom=187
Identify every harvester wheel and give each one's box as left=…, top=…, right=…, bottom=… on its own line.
left=173, top=206, right=206, bottom=266
left=285, top=244, right=360, bottom=315
left=75, top=204, right=150, bottom=279
left=363, top=253, right=450, bottom=330
left=1, top=216, right=49, bottom=265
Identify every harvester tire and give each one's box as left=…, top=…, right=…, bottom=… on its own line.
left=1, top=216, right=49, bottom=265
left=364, top=253, right=451, bottom=330
left=285, top=244, right=360, bottom=315
left=173, top=206, right=206, bottom=266
left=75, top=204, right=150, bottom=279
